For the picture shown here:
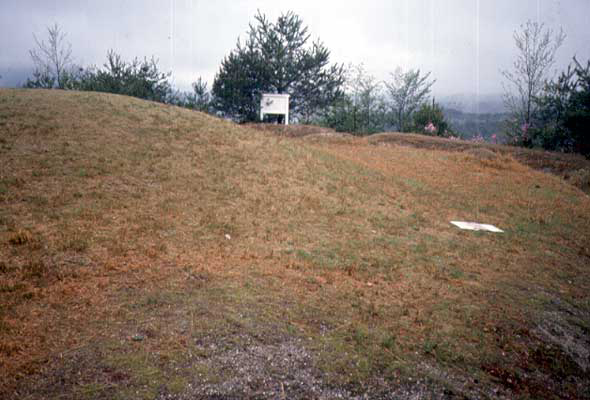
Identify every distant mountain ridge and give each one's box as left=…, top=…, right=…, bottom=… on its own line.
left=437, top=92, right=506, bottom=114
left=442, top=107, right=507, bottom=139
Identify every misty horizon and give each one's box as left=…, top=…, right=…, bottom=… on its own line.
left=1, top=0, right=588, bottom=110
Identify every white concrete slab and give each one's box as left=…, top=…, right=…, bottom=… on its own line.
left=450, top=221, right=504, bottom=233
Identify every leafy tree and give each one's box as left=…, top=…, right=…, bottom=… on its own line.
left=534, top=57, right=590, bottom=157
left=501, top=20, right=565, bottom=145
left=348, top=64, right=386, bottom=133
left=413, top=99, right=452, bottom=137
left=321, top=64, right=386, bottom=134
left=564, top=59, right=590, bottom=157
left=384, top=67, right=435, bottom=132
left=27, top=23, right=74, bottom=89
left=212, top=10, right=345, bottom=122
left=320, top=96, right=357, bottom=133
left=532, top=64, right=576, bottom=151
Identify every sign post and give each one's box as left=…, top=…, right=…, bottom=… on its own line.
left=260, top=94, right=290, bottom=125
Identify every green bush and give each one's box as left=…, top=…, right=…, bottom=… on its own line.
left=413, top=101, right=452, bottom=137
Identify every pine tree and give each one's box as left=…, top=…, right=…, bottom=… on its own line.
left=212, top=11, right=345, bottom=122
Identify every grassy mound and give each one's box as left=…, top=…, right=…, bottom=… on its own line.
left=1, top=89, right=589, bottom=399
left=368, top=132, right=590, bottom=193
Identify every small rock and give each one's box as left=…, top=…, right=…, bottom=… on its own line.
left=225, top=234, right=231, bottom=240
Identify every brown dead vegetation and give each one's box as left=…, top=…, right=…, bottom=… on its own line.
left=1, top=89, right=589, bottom=399
left=368, top=132, right=590, bottom=193
left=244, top=122, right=337, bottom=137
left=248, top=124, right=590, bottom=193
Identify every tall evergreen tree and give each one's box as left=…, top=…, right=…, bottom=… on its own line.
left=534, top=57, right=590, bottom=157
left=564, top=59, right=590, bottom=157
left=75, top=50, right=171, bottom=103
left=212, top=11, right=345, bottom=122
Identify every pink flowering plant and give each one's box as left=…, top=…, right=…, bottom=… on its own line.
left=412, top=101, right=453, bottom=137
left=424, top=122, right=437, bottom=134
left=471, top=133, right=485, bottom=143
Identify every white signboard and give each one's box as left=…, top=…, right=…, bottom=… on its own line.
left=260, top=93, right=290, bottom=125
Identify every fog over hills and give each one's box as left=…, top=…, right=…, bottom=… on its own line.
left=0, top=67, right=31, bottom=88
left=437, top=92, right=506, bottom=114
left=434, top=93, right=508, bottom=139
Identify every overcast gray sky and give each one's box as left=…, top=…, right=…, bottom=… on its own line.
left=1, top=0, right=589, bottom=98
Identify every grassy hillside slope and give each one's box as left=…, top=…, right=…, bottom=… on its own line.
left=246, top=123, right=590, bottom=194
left=1, top=89, right=589, bottom=399
left=367, top=132, right=590, bottom=193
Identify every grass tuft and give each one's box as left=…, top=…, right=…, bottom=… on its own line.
left=8, top=229, right=33, bottom=246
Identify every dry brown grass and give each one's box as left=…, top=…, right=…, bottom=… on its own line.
left=244, top=122, right=337, bottom=137
left=368, top=131, right=590, bottom=193
left=1, top=89, right=589, bottom=399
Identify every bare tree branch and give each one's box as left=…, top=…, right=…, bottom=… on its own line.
left=29, top=23, right=73, bottom=89
left=501, top=20, right=565, bottom=142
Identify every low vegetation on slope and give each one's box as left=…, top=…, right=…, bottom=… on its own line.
left=367, top=132, right=590, bottom=193
left=1, top=89, right=589, bottom=399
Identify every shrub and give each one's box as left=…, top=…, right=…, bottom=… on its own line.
left=413, top=101, right=452, bottom=137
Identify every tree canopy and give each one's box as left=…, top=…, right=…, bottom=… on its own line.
left=533, top=57, right=590, bottom=157
left=212, top=11, right=345, bottom=122
left=75, top=50, right=171, bottom=103
left=321, top=64, right=386, bottom=134
left=384, top=68, right=435, bottom=132
left=413, top=100, right=452, bottom=137
left=501, top=20, right=565, bottom=145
